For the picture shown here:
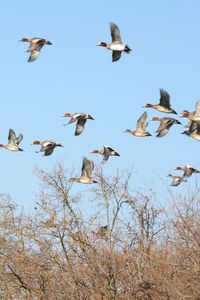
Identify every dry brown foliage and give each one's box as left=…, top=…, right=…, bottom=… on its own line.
left=0, top=164, right=200, bottom=299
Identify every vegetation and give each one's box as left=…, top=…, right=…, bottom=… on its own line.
left=0, top=164, right=200, bottom=299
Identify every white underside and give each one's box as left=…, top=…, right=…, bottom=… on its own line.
left=108, top=44, right=125, bottom=51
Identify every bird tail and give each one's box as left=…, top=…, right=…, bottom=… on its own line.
left=181, top=130, right=190, bottom=136
left=125, top=45, right=132, bottom=53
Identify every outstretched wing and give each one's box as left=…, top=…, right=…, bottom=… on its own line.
left=189, top=121, right=198, bottom=133
left=159, top=89, right=170, bottom=108
left=102, top=155, right=109, bottom=164
left=16, top=134, right=23, bottom=145
left=75, top=119, right=87, bottom=136
left=44, top=147, right=54, bottom=156
left=136, top=111, right=148, bottom=130
left=156, top=119, right=175, bottom=137
left=28, top=50, right=40, bottom=62
left=81, top=157, right=94, bottom=177
left=112, top=51, right=121, bottom=62
left=8, top=129, right=16, bottom=144
left=110, top=22, right=122, bottom=43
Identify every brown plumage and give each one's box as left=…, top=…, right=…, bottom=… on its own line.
left=180, top=100, right=200, bottom=122
left=19, top=37, right=52, bottom=62
left=151, top=117, right=181, bottom=137
left=175, top=165, right=200, bottom=177
left=124, top=111, right=151, bottom=137
left=144, top=89, right=177, bottom=114
left=69, top=157, right=97, bottom=184
left=182, top=121, right=200, bottom=141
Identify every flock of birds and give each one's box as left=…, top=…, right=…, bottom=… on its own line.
left=1, top=22, right=200, bottom=187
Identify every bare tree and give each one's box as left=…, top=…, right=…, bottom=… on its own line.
left=0, top=164, right=199, bottom=299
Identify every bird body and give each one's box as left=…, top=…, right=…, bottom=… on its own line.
left=107, top=43, right=127, bottom=51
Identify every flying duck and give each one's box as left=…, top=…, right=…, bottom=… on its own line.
left=144, top=89, right=177, bottom=114
left=168, top=174, right=187, bottom=186
left=31, top=140, right=63, bottom=156
left=180, top=100, right=200, bottom=123
left=182, top=121, right=200, bottom=141
left=69, top=157, right=97, bottom=184
left=0, top=129, right=23, bottom=151
left=151, top=117, right=181, bottom=137
left=124, top=111, right=151, bottom=137
left=97, top=22, right=131, bottom=62
left=90, top=145, right=120, bottom=163
left=175, top=165, right=200, bottom=177
left=63, top=113, right=94, bottom=136
left=19, top=37, right=52, bottom=62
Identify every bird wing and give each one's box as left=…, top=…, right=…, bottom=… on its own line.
left=16, top=134, right=23, bottom=145
left=110, top=22, right=122, bottom=43
left=112, top=51, right=122, bottom=62
left=189, top=121, right=198, bottom=133
left=28, top=50, right=40, bottom=62
left=159, top=89, right=170, bottom=108
left=136, top=111, right=148, bottom=130
left=102, top=146, right=111, bottom=162
left=81, top=157, right=94, bottom=177
left=159, top=119, right=174, bottom=130
left=102, top=155, right=109, bottom=164
left=44, top=147, right=54, bottom=156
left=156, top=128, right=169, bottom=137
left=8, top=129, right=17, bottom=144
left=194, top=100, right=200, bottom=118
left=191, top=167, right=200, bottom=173
left=156, top=119, right=178, bottom=137
left=75, top=119, right=87, bottom=136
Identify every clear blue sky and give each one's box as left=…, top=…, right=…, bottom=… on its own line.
left=1, top=1, right=200, bottom=208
